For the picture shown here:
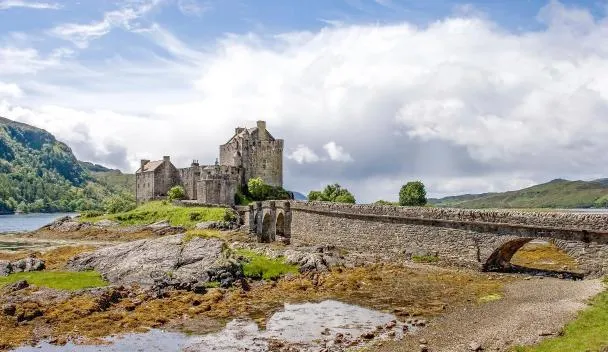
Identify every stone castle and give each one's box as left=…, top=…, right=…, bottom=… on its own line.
left=136, top=121, right=283, bottom=206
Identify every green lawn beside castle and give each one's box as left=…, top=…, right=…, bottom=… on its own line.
left=81, top=200, right=233, bottom=229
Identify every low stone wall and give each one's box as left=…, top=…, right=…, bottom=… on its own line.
left=284, top=201, right=608, bottom=276
left=289, top=201, right=608, bottom=231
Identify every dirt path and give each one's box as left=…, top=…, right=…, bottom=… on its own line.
left=375, top=277, right=604, bottom=352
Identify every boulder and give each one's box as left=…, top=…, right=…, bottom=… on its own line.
left=67, top=234, right=242, bottom=288
left=283, top=250, right=339, bottom=272
left=0, top=258, right=45, bottom=276
left=10, top=258, right=45, bottom=273
left=0, top=260, right=11, bottom=276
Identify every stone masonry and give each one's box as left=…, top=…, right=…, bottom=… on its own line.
left=246, top=201, right=608, bottom=278
left=136, top=121, right=284, bottom=206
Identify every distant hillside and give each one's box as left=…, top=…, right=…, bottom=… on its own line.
left=91, top=170, right=135, bottom=195
left=0, top=116, right=128, bottom=214
left=430, top=178, right=608, bottom=209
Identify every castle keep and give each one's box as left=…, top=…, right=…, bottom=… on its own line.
left=136, top=121, right=283, bottom=205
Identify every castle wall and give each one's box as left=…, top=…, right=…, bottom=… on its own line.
left=178, top=166, right=200, bottom=200
left=135, top=172, right=155, bottom=203
left=249, top=139, right=283, bottom=187
left=153, top=162, right=180, bottom=198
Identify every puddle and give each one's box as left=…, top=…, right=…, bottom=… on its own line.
left=12, top=300, right=415, bottom=352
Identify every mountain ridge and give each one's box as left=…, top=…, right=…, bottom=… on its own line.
left=0, top=116, right=128, bottom=214
left=430, top=178, right=608, bottom=209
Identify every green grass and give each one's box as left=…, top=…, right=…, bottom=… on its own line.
left=0, top=271, right=108, bottom=291
left=182, top=229, right=225, bottom=242
left=513, top=282, right=608, bottom=352
left=83, top=201, right=230, bottom=229
left=412, top=254, right=440, bottom=263
left=236, top=249, right=299, bottom=281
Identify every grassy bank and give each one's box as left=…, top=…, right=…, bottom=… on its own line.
left=0, top=271, right=107, bottom=291
left=513, top=280, right=608, bottom=352
left=82, top=201, right=231, bottom=229
left=236, top=249, right=299, bottom=280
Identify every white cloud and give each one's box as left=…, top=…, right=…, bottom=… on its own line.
left=287, top=145, right=321, bottom=164
left=177, top=0, right=208, bottom=16
left=49, top=0, right=162, bottom=48
left=2, top=1, right=608, bottom=202
left=323, top=141, right=353, bottom=162
left=0, top=82, right=22, bottom=98
left=0, top=0, right=60, bottom=10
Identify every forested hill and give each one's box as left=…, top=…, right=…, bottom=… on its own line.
left=429, top=178, right=608, bottom=209
left=0, top=116, right=127, bottom=214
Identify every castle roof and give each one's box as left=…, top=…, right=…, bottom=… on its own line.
left=137, top=160, right=164, bottom=173
left=225, top=126, right=275, bottom=144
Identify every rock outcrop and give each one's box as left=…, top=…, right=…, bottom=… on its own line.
left=0, top=258, right=45, bottom=277
left=67, top=234, right=242, bottom=288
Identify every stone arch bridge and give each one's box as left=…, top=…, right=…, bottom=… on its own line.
left=240, top=201, right=608, bottom=278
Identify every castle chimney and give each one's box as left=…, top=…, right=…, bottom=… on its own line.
left=140, top=159, right=150, bottom=171
left=163, top=156, right=170, bottom=162
left=257, top=120, right=267, bottom=140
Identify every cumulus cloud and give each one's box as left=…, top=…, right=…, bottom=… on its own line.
left=323, top=142, right=353, bottom=162
left=288, top=145, right=321, bottom=164
left=2, top=0, right=608, bottom=202
left=0, top=0, right=60, bottom=10
left=0, top=82, right=22, bottom=98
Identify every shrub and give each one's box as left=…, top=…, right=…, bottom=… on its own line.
left=399, top=181, right=427, bottom=206
left=246, top=177, right=291, bottom=201
left=168, top=185, right=186, bottom=201
left=81, top=210, right=104, bottom=218
left=308, top=183, right=356, bottom=204
left=102, top=194, right=136, bottom=214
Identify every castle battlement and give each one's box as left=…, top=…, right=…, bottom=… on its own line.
left=135, top=121, right=283, bottom=206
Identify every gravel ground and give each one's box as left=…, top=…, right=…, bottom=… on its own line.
left=374, top=277, right=604, bottom=352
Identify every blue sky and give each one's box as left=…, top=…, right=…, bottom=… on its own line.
left=1, top=0, right=608, bottom=202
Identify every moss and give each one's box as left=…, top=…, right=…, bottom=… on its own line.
left=182, top=229, right=224, bottom=242
left=412, top=255, right=439, bottom=263
left=0, top=271, right=108, bottom=291
left=511, top=241, right=579, bottom=271
left=236, top=249, right=299, bottom=280
left=512, top=289, right=608, bottom=352
left=83, top=201, right=229, bottom=229
left=478, top=293, right=503, bottom=303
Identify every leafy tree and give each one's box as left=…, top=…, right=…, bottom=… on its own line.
left=245, top=177, right=291, bottom=202
left=399, top=181, right=427, bottom=206
left=103, top=194, right=136, bottom=214
left=168, top=185, right=186, bottom=201
left=247, top=177, right=267, bottom=200
left=308, top=183, right=356, bottom=204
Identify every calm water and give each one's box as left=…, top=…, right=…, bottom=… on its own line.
left=13, top=300, right=411, bottom=352
left=0, top=213, right=75, bottom=234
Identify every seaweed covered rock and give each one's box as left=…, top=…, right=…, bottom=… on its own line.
left=67, top=234, right=241, bottom=288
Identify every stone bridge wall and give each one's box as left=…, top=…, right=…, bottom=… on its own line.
left=247, top=201, right=608, bottom=277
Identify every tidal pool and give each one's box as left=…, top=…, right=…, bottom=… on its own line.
left=13, top=300, right=413, bottom=352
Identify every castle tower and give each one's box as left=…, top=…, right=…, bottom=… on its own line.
left=219, top=120, right=283, bottom=188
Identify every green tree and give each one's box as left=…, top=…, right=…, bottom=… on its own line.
left=308, top=183, right=356, bottom=204
left=247, top=177, right=268, bottom=200
left=168, top=185, right=186, bottom=201
left=103, top=194, right=136, bottom=214
left=246, top=177, right=291, bottom=201
left=399, top=181, right=427, bottom=206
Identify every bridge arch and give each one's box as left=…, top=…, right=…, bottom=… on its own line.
left=276, top=212, right=285, bottom=238
left=261, top=212, right=273, bottom=242
left=483, top=237, right=580, bottom=274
